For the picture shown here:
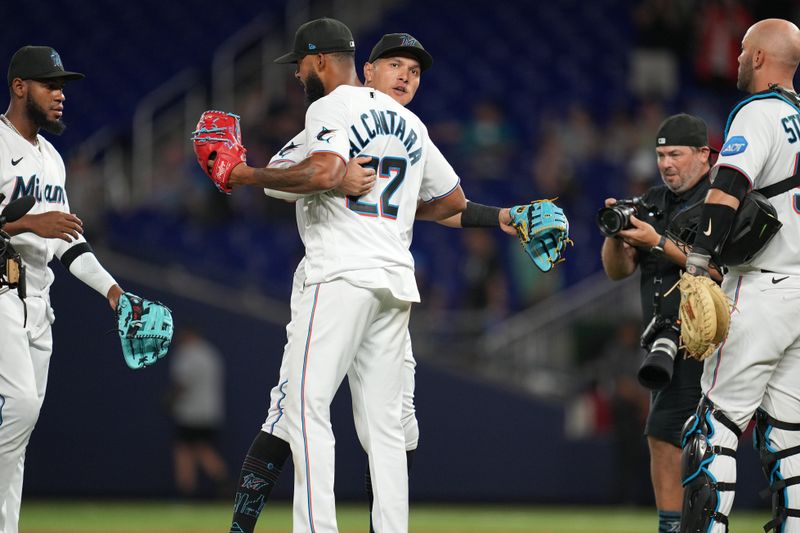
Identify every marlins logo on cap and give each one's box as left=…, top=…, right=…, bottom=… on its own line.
left=401, top=34, right=418, bottom=47
left=368, top=32, right=433, bottom=72
left=50, top=49, right=64, bottom=69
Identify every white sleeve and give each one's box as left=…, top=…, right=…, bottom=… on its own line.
left=264, top=188, right=308, bottom=200
left=713, top=102, right=774, bottom=188
left=54, top=238, right=117, bottom=297
left=304, top=92, right=351, bottom=163
left=419, top=137, right=460, bottom=202
left=264, top=132, right=311, bottom=200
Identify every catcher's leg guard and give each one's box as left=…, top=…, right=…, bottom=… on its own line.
left=754, top=409, right=800, bottom=532
left=681, top=397, right=741, bottom=533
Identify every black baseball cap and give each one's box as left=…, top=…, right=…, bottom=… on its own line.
left=274, top=18, right=355, bottom=64
left=368, top=33, right=433, bottom=72
left=7, top=45, right=84, bottom=85
left=656, top=113, right=718, bottom=152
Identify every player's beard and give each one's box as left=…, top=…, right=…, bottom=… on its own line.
left=737, top=60, right=754, bottom=93
left=26, top=93, right=66, bottom=135
left=303, top=71, right=325, bottom=104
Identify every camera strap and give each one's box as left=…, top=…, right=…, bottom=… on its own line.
left=651, top=275, right=664, bottom=317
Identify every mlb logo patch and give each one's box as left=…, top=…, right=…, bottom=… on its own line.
left=721, top=136, right=748, bottom=156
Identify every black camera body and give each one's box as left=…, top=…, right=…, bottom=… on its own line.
left=597, top=197, right=656, bottom=237
left=637, top=315, right=681, bottom=390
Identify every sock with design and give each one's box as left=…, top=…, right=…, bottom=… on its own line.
left=229, top=431, right=291, bottom=533
left=658, top=510, right=681, bottom=533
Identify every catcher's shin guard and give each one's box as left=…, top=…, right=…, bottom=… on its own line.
left=755, top=409, right=800, bottom=532
left=680, top=397, right=741, bottom=533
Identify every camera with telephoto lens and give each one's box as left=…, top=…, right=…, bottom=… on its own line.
left=637, top=315, right=680, bottom=390
left=596, top=197, right=657, bottom=237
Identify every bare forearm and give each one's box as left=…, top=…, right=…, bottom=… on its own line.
left=416, top=186, right=467, bottom=222
left=230, top=157, right=341, bottom=193
left=436, top=213, right=462, bottom=228
left=601, top=237, right=636, bottom=280
left=416, top=200, right=464, bottom=221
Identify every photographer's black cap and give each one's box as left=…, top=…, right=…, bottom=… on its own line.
left=7, top=46, right=84, bottom=85
left=368, top=33, right=433, bottom=72
left=656, top=113, right=718, bottom=152
left=274, top=18, right=355, bottom=64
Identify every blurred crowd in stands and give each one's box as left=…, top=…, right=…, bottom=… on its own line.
left=62, top=0, right=799, bottom=322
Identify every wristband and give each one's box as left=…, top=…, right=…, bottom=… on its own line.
left=461, top=201, right=501, bottom=228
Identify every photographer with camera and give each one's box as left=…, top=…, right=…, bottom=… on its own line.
left=600, top=113, right=719, bottom=533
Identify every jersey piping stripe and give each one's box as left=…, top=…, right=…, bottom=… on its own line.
left=724, top=92, right=800, bottom=140
left=269, top=159, right=296, bottom=167
left=422, top=178, right=461, bottom=204
left=709, top=275, right=743, bottom=393
left=268, top=380, right=289, bottom=433
left=300, top=284, right=321, bottom=533
left=715, top=163, right=754, bottom=188
left=310, top=150, right=347, bottom=167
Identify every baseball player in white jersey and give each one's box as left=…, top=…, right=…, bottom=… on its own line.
left=679, top=19, right=800, bottom=533
left=205, top=19, right=467, bottom=533
left=227, top=31, right=517, bottom=533
left=0, top=46, right=126, bottom=533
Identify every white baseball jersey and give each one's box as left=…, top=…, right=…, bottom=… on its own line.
left=263, top=128, right=419, bottom=444
left=265, top=130, right=310, bottom=241
left=295, top=85, right=459, bottom=303
left=713, top=95, right=800, bottom=274
left=261, top=110, right=424, bottom=510
left=0, top=120, right=89, bottom=299
left=700, top=92, right=800, bottom=532
left=0, top=120, right=74, bottom=533
left=267, top=85, right=458, bottom=533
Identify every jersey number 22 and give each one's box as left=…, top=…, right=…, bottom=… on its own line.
left=346, top=155, right=406, bottom=219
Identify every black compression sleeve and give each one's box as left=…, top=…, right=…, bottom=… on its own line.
left=461, top=201, right=501, bottom=228
left=60, top=242, right=93, bottom=269
left=711, top=167, right=751, bottom=202
left=691, top=203, right=737, bottom=254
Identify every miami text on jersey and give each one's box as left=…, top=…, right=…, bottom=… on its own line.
left=348, top=109, right=422, bottom=164
left=10, top=175, right=66, bottom=204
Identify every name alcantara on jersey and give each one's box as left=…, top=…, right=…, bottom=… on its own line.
left=348, top=108, right=422, bottom=164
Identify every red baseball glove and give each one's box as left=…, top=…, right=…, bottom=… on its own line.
left=190, top=110, right=247, bottom=193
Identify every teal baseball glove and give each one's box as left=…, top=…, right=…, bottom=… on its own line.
left=116, top=292, right=174, bottom=369
left=509, top=199, right=571, bottom=272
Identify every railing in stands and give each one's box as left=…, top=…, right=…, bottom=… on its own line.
left=411, top=270, right=642, bottom=401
